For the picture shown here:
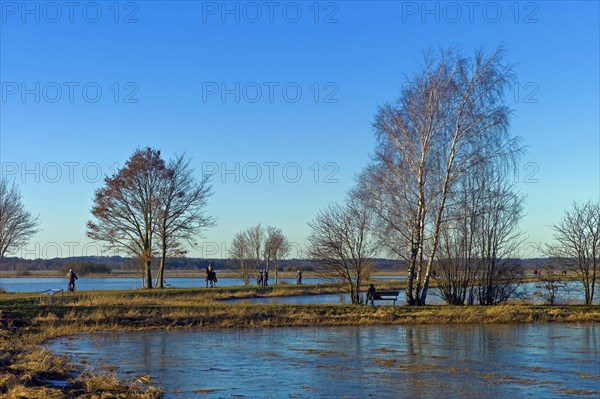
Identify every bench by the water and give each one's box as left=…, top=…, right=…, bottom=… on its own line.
left=371, top=290, right=400, bottom=306
left=38, top=288, right=64, bottom=305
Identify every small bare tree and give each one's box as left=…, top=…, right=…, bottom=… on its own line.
left=307, top=198, right=377, bottom=304
left=0, top=178, right=39, bottom=264
left=263, top=226, right=274, bottom=277
left=265, top=226, right=291, bottom=284
left=534, top=263, right=570, bottom=305
left=230, top=231, right=251, bottom=285
left=155, top=155, right=215, bottom=288
left=549, top=201, right=600, bottom=305
left=473, top=171, right=525, bottom=305
left=246, top=224, right=264, bottom=274
left=434, top=168, right=485, bottom=305
left=435, top=162, right=525, bottom=305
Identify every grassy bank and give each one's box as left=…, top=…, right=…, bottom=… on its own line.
left=3, top=282, right=600, bottom=331
left=1, top=283, right=599, bottom=398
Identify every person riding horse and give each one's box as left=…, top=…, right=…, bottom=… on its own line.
left=205, top=264, right=217, bottom=288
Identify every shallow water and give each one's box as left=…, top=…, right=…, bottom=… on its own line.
left=2, top=277, right=596, bottom=305
left=0, top=276, right=327, bottom=293
left=48, top=324, right=599, bottom=398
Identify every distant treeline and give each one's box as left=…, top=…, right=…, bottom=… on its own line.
left=58, top=261, right=112, bottom=275
left=1, top=256, right=401, bottom=272
left=0, top=256, right=558, bottom=273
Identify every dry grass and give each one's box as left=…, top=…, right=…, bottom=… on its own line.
left=0, top=333, right=163, bottom=398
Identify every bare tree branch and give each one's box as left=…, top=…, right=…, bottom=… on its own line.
left=0, top=178, right=40, bottom=264
left=307, top=198, right=377, bottom=304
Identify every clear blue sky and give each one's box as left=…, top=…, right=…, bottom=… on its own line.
left=1, top=1, right=598, bottom=260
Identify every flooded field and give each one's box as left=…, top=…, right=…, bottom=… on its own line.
left=49, top=324, right=600, bottom=398
left=0, top=276, right=332, bottom=293
left=3, top=277, right=596, bottom=306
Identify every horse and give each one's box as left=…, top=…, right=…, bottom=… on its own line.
left=205, top=269, right=217, bottom=288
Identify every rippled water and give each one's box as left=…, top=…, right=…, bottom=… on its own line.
left=48, top=324, right=600, bottom=398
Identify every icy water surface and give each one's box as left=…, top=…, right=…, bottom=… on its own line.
left=48, top=324, right=599, bottom=398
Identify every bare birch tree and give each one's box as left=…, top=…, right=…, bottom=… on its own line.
left=358, top=46, right=521, bottom=305
left=155, top=155, right=215, bottom=288
left=265, top=226, right=291, bottom=284
left=246, top=224, right=264, bottom=275
left=434, top=171, right=483, bottom=305
left=307, top=198, right=377, bottom=304
left=434, top=162, right=524, bottom=305
left=263, top=226, right=274, bottom=277
left=0, top=178, right=39, bottom=264
left=549, top=201, right=600, bottom=305
left=473, top=171, right=525, bottom=305
left=87, top=148, right=167, bottom=289
left=534, top=263, right=570, bottom=305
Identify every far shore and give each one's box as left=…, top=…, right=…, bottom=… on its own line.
left=0, top=269, right=407, bottom=278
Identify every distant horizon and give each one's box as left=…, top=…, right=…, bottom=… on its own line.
left=0, top=254, right=562, bottom=263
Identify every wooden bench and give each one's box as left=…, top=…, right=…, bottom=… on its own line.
left=369, top=290, right=400, bottom=306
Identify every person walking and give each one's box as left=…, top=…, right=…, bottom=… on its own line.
left=66, top=269, right=78, bottom=292
left=257, top=269, right=264, bottom=286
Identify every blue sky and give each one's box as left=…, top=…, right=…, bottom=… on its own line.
left=1, top=1, right=598, bottom=259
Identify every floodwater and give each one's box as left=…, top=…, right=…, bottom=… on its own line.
left=2, top=277, right=595, bottom=305
left=222, top=281, right=598, bottom=306
left=0, top=276, right=331, bottom=293
left=48, top=324, right=600, bottom=398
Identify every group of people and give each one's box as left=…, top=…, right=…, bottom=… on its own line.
left=257, top=269, right=269, bottom=286
left=66, top=265, right=307, bottom=290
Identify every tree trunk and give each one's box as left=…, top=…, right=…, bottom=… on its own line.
left=406, top=255, right=416, bottom=305
left=156, top=239, right=167, bottom=288
left=156, top=257, right=165, bottom=288
left=353, top=277, right=361, bottom=304
left=145, top=259, right=153, bottom=289
left=419, top=137, right=458, bottom=305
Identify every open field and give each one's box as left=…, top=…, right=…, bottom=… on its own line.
left=1, top=283, right=599, bottom=398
